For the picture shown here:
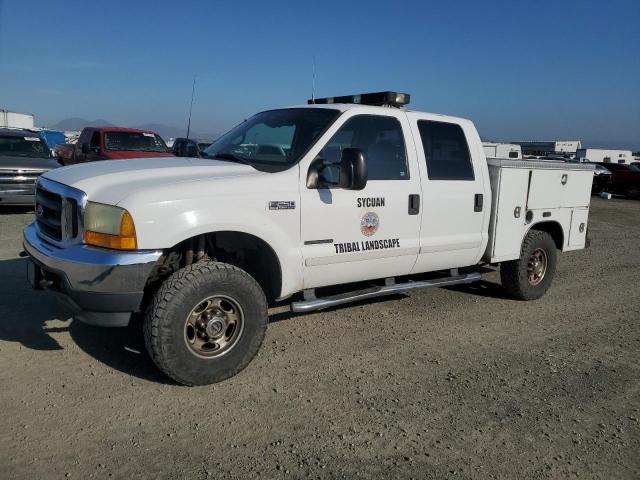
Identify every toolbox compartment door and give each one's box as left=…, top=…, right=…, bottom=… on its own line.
left=560, top=170, right=593, bottom=208
left=527, top=169, right=593, bottom=209
left=568, top=207, right=589, bottom=248
left=527, top=170, right=564, bottom=209
left=489, top=167, right=529, bottom=260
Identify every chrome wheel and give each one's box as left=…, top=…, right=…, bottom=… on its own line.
left=527, top=248, right=547, bottom=286
left=184, top=295, right=244, bottom=358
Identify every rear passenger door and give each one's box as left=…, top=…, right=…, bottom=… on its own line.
left=300, top=111, right=422, bottom=289
left=408, top=115, right=489, bottom=273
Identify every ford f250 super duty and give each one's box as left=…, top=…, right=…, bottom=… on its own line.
left=23, top=92, right=594, bottom=385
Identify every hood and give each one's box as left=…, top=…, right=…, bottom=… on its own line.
left=42, top=157, right=264, bottom=205
left=103, top=151, right=175, bottom=159
left=0, top=155, right=60, bottom=171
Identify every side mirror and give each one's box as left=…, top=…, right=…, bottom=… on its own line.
left=81, top=142, right=91, bottom=154
left=339, top=148, right=367, bottom=190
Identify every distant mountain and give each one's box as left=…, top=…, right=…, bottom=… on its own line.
left=49, top=117, right=115, bottom=131
left=48, top=118, right=219, bottom=141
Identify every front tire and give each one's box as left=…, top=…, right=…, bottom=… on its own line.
left=143, top=261, right=268, bottom=386
left=500, top=230, right=558, bottom=300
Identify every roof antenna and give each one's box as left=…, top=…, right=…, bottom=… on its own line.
left=311, top=56, right=316, bottom=103
left=186, top=74, right=197, bottom=140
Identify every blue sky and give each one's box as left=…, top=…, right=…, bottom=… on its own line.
left=1, top=0, right=639, bottom=148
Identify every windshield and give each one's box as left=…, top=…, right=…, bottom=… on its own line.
left=104, top=132, right=169, bottom=152
left=203, top=108, right=340, bottom=172
left=0, top=134, right=50, bottom=158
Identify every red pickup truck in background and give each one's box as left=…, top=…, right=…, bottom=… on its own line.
left=55, top=127, right=174, bottom=165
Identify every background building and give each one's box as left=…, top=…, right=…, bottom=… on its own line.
left=575, top=148, right=633, bottom=164
left=512, top=140, right=582, bottom=157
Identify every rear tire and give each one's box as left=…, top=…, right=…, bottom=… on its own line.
left=143, top=261, right=268, bottom=386
left=500, top=230, right=557, bottom=300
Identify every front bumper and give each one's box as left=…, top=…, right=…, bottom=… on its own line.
left=23, top=222, right=162, bottom=326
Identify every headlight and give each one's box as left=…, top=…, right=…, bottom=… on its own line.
left=83, top=201, right=137, bottom=250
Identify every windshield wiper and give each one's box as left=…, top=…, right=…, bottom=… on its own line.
left=209, top=153, right=251, bottom=165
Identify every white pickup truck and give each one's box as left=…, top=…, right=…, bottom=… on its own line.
left=23, top=92, right=594, bottom=385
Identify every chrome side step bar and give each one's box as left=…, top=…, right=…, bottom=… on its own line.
left=291, top=272, right=482, bottom=313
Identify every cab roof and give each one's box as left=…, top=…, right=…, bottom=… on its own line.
left=284, top=103, right=472, bottom=125
left=85, top=127, right=160, bottom=134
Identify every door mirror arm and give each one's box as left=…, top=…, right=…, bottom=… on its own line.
left=307, top=157, right=338, bottom=189
left=307, top=149, right=368, bottom=190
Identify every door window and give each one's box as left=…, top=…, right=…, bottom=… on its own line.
left=417, top=120, right=474, bottom=180
left=320, top=115, right=408, bottom=180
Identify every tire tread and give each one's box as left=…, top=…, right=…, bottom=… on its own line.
left=500, top=230, right=557, bottom=301
left=143, top=261, right=267, bottom=386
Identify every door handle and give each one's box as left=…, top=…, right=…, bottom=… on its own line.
left=408, top=194, right=420, bottom=215
left=474, top=193, right=484, bottom=212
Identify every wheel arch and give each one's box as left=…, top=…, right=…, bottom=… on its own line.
left=527, top=221, right=564, bottom=250
left=146, top=230, right=283, bottom=304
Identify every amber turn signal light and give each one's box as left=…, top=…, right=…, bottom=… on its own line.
left=84, top=211, right=137, bottom=250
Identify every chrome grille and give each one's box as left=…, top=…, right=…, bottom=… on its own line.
left=34, top=178, right=84, bottom=244
left=35, top=185, right=63, bottom=240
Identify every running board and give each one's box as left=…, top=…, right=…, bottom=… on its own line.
left=291, top=272, right=482, bottom=313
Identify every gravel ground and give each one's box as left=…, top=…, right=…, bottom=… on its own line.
left=1, top=198, right=639, bottom=479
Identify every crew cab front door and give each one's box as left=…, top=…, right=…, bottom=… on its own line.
left=300, top=111, right=421, bottom=289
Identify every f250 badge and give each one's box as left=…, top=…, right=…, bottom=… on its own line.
left=360, top=211, right=379, bottom=236
left=269, top=201, right=296, bottom=210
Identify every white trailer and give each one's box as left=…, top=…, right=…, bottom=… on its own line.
left=483, top=142, right=522, bottom=159
left=0, top=110, right=35, bottom=129
left=576, top=148, right=633, bottom=164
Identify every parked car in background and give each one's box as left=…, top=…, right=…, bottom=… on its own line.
left=594, top=162, right=640, bottom=199
left=171, top=137, right=202, bottom=157
left=197, top=140, right=213, bottom=151
left=55, top=127, right=173, bottom=165
left=0, top=128, right=60, bottom=205
left=591, top=164, right=612, bottom=194
left=171, top=138, right=216, bottom=157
